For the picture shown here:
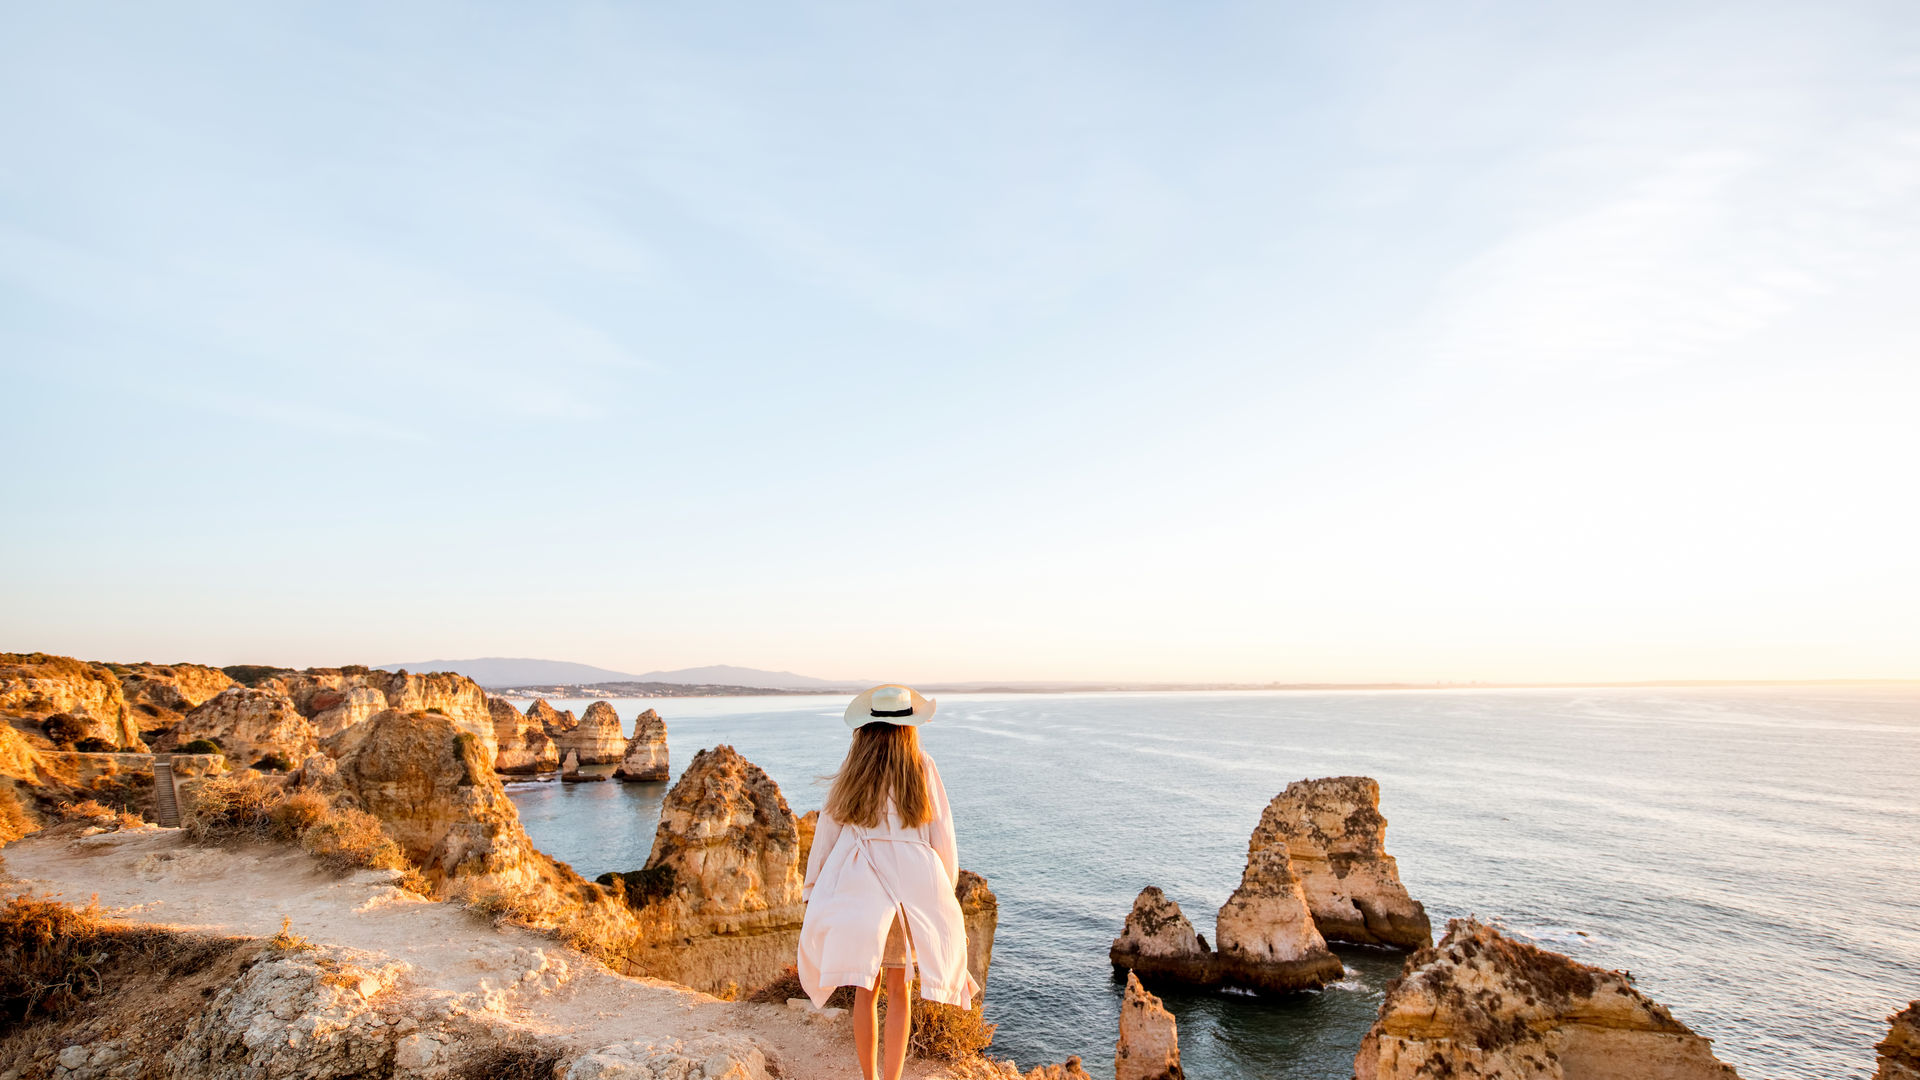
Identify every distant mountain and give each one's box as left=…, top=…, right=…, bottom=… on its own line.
left=629, top=665, right=855, bottom=690
left=378, top=657, right=646, bottom=686
left=378, top=657, right=852, bottom=691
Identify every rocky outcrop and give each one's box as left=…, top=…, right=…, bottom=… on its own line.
left=179, top=685, right=316, bottom=766
left=1249, top=776, right=1431, bottom=948
left=491, top=696, right=560, bottom=774
left=116, top=662, right=235, bottom=740
left=614, top=708, right=669, bottom=781
left=1110, top=887, right=1206, bottom=972
left=0, top=721, right=51, bottom=784
left=638, top=744, right=804, bottom=936
left=946, top=1058, right=1094, bottom=1080
left=1214, top=847, right=1344, bottom=991
left=560, top=700, right=627, bottom=766
left=1881, top=1002, right=1920, bottom=1080
left=1116, top=971, right=1182, bottom=1080
left=956, top=869, right=999, bottom=997
left=1354, top=918, right=1741, bottom=1080
left=0, top=652, right=144, bottom=751
left=165, top=944, right=410, bottom=1080
left=279, top=667, right=498, bottom=763
left=1110, top=856, right=1341, bottom=995
left=528, top=698, right=576, bottom=739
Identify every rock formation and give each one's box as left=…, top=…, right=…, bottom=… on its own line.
left=1214, top=847, right=1344, bottom=991
left=1108, top=886, right=1216, bottom=986
left=1881, top=1002, right=1920, bottom=1080
left=1110, top=860, right=1341, bottom=994
left=527, top=697, right=576, bottom=739
left=179, top=686, right=317, bottom=766
left=490, top=696, right=559, bottom=774
left=614, top=707, right=669, bottom=781
left=1116, top=971, right=1182, bottom=1080
left=0, top=652, right=145, bottom=751
left=116, top=662, right=235, bottom=741
left=279, top=667, right=498, bottom=763
left=0, top=722, right=50, bottom=785
left=1353, top=918, right=1741, bottom=1080
left=559, top=700, right=628, bottom=766
left=1249, top=776, right=1431, bottom=948
left=956, top=868, right=999, bottom=997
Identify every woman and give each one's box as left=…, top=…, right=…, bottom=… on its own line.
left=798, top=684, right=978, bottom=1080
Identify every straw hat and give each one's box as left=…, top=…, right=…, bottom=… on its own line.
left=844, top=684, right=937, bottom=730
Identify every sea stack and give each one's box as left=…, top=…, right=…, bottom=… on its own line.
left=527, top=698, right=576, bottom=740
left=1116, top=971, right=1182, bottom=1080
left=613, top=708, right=669, bottom=781
left=1354, top=918, right=1741, bottom=1080
left=1213, top=847, right=1344, bottom=991
left=637, top=744, right=804, bottom=936
left=490, top=696, right=559, bottom=774
left=1109, top=887, right=1212, bottom=983
left=559, top=700, right=626, bottom=765
left=1881, top=1002, right=1920, bottom=1080
left=1249, top=776, right=1431, bottom=948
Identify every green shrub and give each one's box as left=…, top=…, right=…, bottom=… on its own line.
left=250, top=753, right=294, bottom=773
left=72, top=737, right=115, bottom=753
left=41, top=714, right=86, bottom=746
left=221, top=665, right=283, bottom=687
left=181, top=738, right=222, bottom=755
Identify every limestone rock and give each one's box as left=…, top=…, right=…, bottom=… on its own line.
left=942, top=1057, right=1094, bottom=1080
left=1116, top=971, right=1182, bottom=1080
left=561, top=701, right=627, bottom=766
left=639, top=744, right=803, bottom=936
left=1213, top=846, right=1344, bottom=991
left=164, top=944, right=407, bottom=1079
left=117, top=662, right=235, bottom=739
left=0, top=722, right=50, bottom=784
left=1111, top=887, right=1205, bottom=963
left=528, top=698, right=577, bottom=739
left=1250, top=776, right=1431, bottom=948
left=0, top=652, right=144, bottom=751
left=1354, top=918, right=1741, bottom=1080
left=563, top=1036, right=771, bottom=1080
left=180, top=686, right=316, bottom=766
left=1880, top=1001, right=1920, bottom=1080
left=280, top=668, right=497, bottom=763
left=491, top=696, right=560, bottom=774
left=614, top=708, right=669, bottom=781
left=796, top=809, right=819, bottom=867
left=957, top=869, right=999, bottom=997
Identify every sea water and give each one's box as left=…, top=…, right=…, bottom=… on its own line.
left=506, top=686, right=1920, bottom=1080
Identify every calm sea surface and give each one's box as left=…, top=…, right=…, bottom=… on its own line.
left=507, top=687, right=1920, bottom=1080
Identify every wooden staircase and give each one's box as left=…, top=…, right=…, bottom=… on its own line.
left=152, top=758, right=182, bottom=827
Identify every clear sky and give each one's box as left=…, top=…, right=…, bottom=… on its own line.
left=4, top=3, right=1917, bottom=684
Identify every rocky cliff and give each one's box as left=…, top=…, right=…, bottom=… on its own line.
left=1353, top=918, right=1741, bottom=1080
left=614, top=707, right=670, bottom=781
left=0, top=652, right=145, bottom=751
left=1880, top=1002, right=1920, bottom=1080
left=280, top=668, right=498, bottom=762
left=179, top=685, right=317, bottom=766
left=491, top=695, right=560, bottom=774
left=1115, top=971, right=1182, bottom=1080
left=560, top=700, right=628, bottom=766
left=1249, top=776, right=1431, bottom=948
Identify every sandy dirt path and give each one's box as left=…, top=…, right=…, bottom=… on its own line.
left=2, top=825, right=965, bottom=1079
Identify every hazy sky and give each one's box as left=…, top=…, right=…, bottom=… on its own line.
left=4, top=3, right=1917, bottom=683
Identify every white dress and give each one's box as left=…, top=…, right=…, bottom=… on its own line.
left=797, top=755, right=980, bottom=1008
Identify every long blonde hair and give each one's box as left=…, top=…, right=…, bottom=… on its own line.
left=825, top=722, right=931, bottom=828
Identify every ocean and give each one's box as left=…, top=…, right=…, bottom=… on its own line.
left=506, top=686, right=1920, bottom=1080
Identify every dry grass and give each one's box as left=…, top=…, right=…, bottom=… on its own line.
left=268, top=916, right=314, bottom=953
left=0, top=895, right=108, bottom=1021
left=0, top=786, right=39, bottom=845
left=451, top=1035, right=567, bottom=1080
left=55, top=799, right=143, bottom=831
left=268, top=789, right=330, bottom=840
left=298, top=807, right=407, bottom=873
left=182, top=772, right=278, bottom=842
left=0, top=895, right=255, bottom=1075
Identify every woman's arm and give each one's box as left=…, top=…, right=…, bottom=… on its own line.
left=802, top=809, right=842, bottom=901
left=926, top=757, right=960, bottom=890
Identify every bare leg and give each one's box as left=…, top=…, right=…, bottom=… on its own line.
left=882, top=966, right=911, bottom=1080
left=853, top=979, right=880, bottom=1080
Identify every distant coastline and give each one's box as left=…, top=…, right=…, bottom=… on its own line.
left=487, top=677, right=1920, bottom=699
